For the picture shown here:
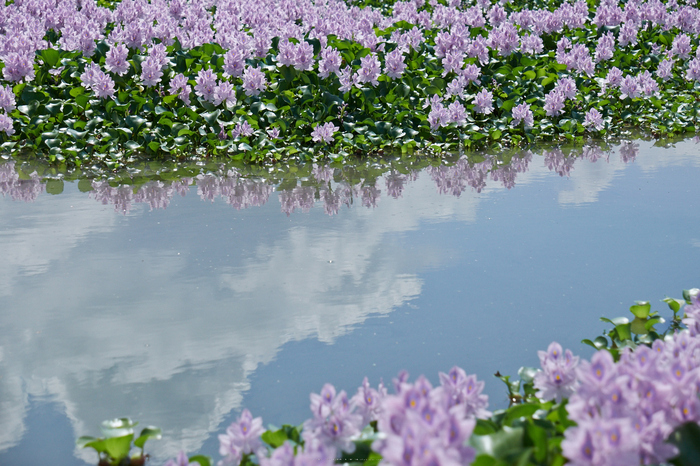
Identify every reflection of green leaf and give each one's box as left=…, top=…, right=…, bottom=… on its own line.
left=45, top=179, right=64, bottom=195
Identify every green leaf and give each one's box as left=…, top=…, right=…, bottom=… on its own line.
left=615, top=322, right=632, bottom=341
left=103, top=434, right=133, bottom=460
left=630, top=301, right=651, bottom=319
left=202, top=110, right=221, bottom=126
left=668, top=422, right=700, bottom=465
left=125, top=116, right=146, bottom=131
left=525, top=420, right=548, bottom=463
left=77, top=436, right=103, bottom=451
left=40, top=48, right=61, bottom=67
left=134, top=426, right=162, bottom=449
left=262, top=429, right=289, bottom=448
left=663, top=297, right=684, bottom=313
left=70, top=87, right=85, bottom=98
left=503, top=404, right=540, bottom=426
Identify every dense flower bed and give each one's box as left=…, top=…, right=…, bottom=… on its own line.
left=0, top=0, right=699, bottom=166
left=78, top=289, right=700, bottom=466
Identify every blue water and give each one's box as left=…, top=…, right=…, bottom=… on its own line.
left=0, top=138, right=699, bottom=464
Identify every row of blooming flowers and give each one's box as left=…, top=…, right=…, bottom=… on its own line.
left=0, top=0, right=699, bottom=159
left=157, top=291, right=700, bottom=466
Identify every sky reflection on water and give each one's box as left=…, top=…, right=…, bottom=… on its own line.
left=0, top=138, right=699, bottom=464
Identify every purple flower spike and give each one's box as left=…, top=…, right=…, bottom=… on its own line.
left=584, top=108, right=604, bottom=131
left=311, top=122, right=338, bottom=144
left=473, top=89, right=493, bottom=114
left=242, top=66, right=267, bottom=96
left=512, top=103, right=534, bottom=128
left=219, top=409, right=266, bottom=464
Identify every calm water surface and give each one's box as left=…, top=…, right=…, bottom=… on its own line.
left=1, top=139, right=699, bottom=464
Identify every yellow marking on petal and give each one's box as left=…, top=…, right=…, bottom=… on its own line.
left=410, top=400, right=416, bottom=408
left=596, top=369, right=602, bottom=377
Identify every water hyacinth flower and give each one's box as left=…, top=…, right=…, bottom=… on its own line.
left=218, top=409, right=266, bottom=465
left=534, top=342, right=579, bottom=402
left=195, top=69, right=217, bottom=102
left=213, top=81, right=236, bottom=107
left=141, top=57, right=163, bottom=87
left=544, top=89, right=565, bottom=117
left=355, top=53, right=381, bottom=87
left=294, top=41, right=315, bottom=71
left=223, top=48, right=248, bottom=78
left=169, top=73, right=192, bottom=105
left=384, top=48, right=407, bottom=79
left=0, top=85, right=17, bottom=113
left=304, top=383, right=362, bottom=455
left=373, top=369, right=484, bottom=466
left=242, top=66, right=267, bottom=96
left=0, top=114, right=15, bottom=136
left=511, top=103, right=534, bottom=128
left=619, top=75, right=639, bottom=99
left=583, top=108, right=604, bottom=131
left=656, top=59, right=674, bottom=81
left=318, top=47, right=341, bottom=79
left=232, top=121, right=254, bottom=138
left=605, top=67, right=623, bottom=88
left=338, top=66, right=355, bottom=93
left=351, top=377, right=386, bottom=426
left=311, top=122, right=338, bottom=144
left=105, top=43, right=130, bottom=75
left=473, top=89, right=493, bottom=114
left=555, top=77, right=577, bottom=100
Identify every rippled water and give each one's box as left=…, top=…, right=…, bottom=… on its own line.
left=1, top=138, right=699, bottom=465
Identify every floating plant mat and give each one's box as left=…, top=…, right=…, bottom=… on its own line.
left=0, top=138, right=699, bottom=464
left=0, top=0, right=700, bottom=166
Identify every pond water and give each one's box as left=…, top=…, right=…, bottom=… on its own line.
left=1, top=138, right=699, bottom=465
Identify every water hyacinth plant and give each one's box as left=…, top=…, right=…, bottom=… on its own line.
left=0, top=0, right=699, bottom=167
left=77, top=289, right=700, bottom=466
